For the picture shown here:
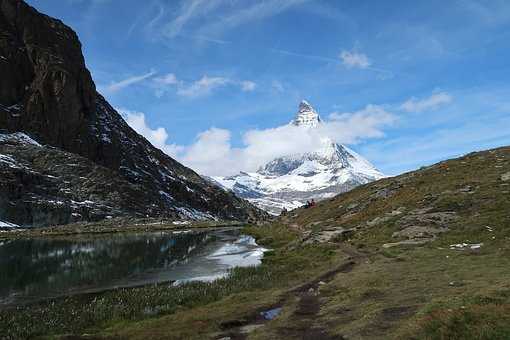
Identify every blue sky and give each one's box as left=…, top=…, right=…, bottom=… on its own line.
left=26, top=0, right=510, bottom=176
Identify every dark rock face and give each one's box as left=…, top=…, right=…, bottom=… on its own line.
left=0, top=0, right=96, bottom=154
left=0, top=0, right=265, bottom=226
left=0, top=133, right=154, bottom=226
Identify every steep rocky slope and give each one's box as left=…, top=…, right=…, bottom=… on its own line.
left=0, top=132, right=167, bottom=227
left=0, top=0, right=264, bottom=226
left=215, top=101, right=384, bottom=214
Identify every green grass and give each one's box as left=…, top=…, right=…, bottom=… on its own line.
left=403, top=291, right=510, bottom=340
left=1, top=266, right=274, bottom=339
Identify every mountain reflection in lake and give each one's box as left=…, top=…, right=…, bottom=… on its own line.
left=0, top=228, right=267, bottom=306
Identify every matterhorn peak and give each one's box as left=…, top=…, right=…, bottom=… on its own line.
left=215, top=100, right=384, bottom=215
left=292, top=100, right=321, bottom=127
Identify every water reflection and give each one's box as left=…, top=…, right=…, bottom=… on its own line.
left=0, top=228, right=266, bottom=306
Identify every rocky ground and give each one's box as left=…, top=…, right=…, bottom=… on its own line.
left=0, top=216, right=245, bottom=240
left=0, top=132, right=169, bottom=227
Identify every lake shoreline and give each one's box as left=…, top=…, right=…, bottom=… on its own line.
left=0, top=217, right=252, bottom=240
left=1, top=228, right=268, bottom=309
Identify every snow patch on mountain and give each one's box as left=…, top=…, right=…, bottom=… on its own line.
left=0, top=220, right=20, bottom=229
left=0, top=132, right=41, bottom=146
left=214, top=101, right=385, bottom=215
left=293, top=100, right=321, bottom=127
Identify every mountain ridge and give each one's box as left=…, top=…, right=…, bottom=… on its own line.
left=0, top=0, right=265, bottom=227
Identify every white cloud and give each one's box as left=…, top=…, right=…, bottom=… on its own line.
left=327, top=105, right=396, bottom=140
left=186, top=105, right=393, bottom=176
left=199, top=0, right=310, bottom=36
left=145, top=2, right=167, bottom=33
left=180, top=34, right=231, bottom=45
left=154, top=0, right=309, bottom=42
left=240, top=80, right=257, bottom=92
left=163, top=0, right=224, bottom=39
left=340, top=50, right=371, bottom=69
left=176, top=75, right=230, bottom=97
left=105, top=70, right=156, bottom=93
left=271, top=80, right=284, bottom=93
left=400, top=92, right=453, bottom=113
left=271, top=48, right=337, bottom=63
left=119, top=109, right=183, bottom=157
left=118, top=104, right=394, bottom=177
left=176, top=105, right=394, bottom=176
left=152, top=73, right=179, bottom=98
left=154, top=73, right=178, bottom=85
left=148, top=74, right=257, bottom=98
left=181, top=128, right=242, bottom=176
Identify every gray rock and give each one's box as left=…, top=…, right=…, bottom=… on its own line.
left=367, top=216, right=392, bottom=227
left=392, top=225, right=448, bottom=239
left=239, top=324, right=264, bottom=334
left=303, top=227, right=355, bottom=244
left=501, top=172, right=510, bottom=182
left=398, top=210, right=458, bottom=227
left=382, top=239, right=431, bottom=248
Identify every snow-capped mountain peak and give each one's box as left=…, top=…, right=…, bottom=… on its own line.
left=214, top=101, right=384, bottom=215
left=257, top=137, right=382, bottom=179
left=292, top=100, right=321, bottom=127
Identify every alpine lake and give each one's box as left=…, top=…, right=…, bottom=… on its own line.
left=0, top=227, right=268, bottom=307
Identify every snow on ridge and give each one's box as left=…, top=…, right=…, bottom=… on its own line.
left=214, top=142, right=384, bottom=214
left=0, top=132, right=41, bottom=146
left=175, top=206, right=217, bottom=221
left=0, top=154, right=18, bottom=166
left=0, top=153, right=30, bottom=170
left=0, top=220, right=20, bottom=228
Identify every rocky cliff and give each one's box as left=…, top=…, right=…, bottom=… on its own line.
left=0, top=0, right=265, bottom=227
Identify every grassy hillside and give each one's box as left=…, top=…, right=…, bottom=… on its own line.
left=134, top=146, right=510, bottom=339
left=100, top=146, right=510, bottom=339
left=2, top=146, right=509, bottom=339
